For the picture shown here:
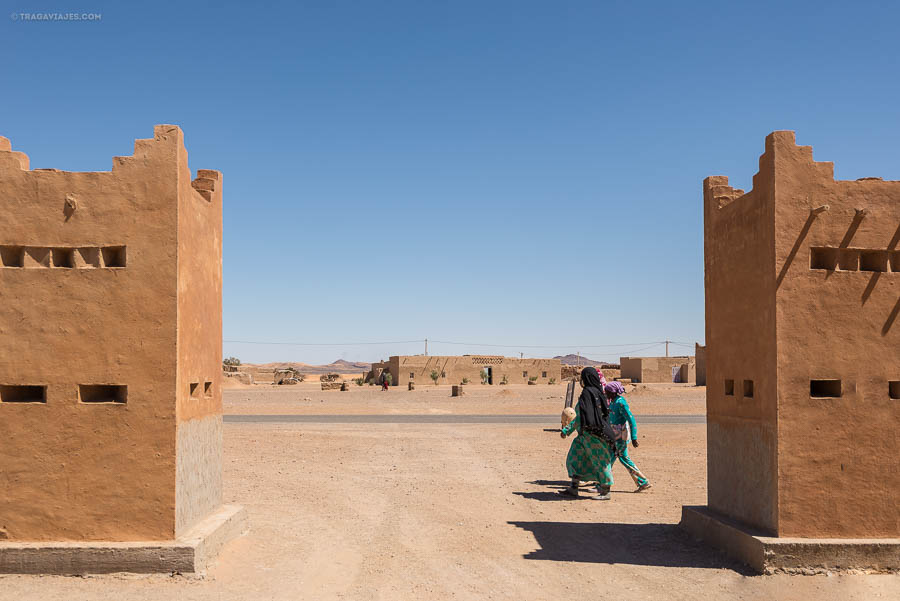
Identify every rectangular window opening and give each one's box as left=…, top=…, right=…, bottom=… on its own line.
left=190, top=382, right=200, bottom=398
left=743, top=379, right=754, bottom=398
left=77, top=247, right=100, bottom=268
left=542, top=371, right=547, bottom=378
left=891, top=251, right=900, bottom=273
left=24, top=247, right=50, bottom=268
left=204, top=381, right=212, bottom=397
left=522, top=371, right=528, bottom=378
left=0, top=385, right=47, bottom=403
left=810, top=247, right=838, bottom=270
left=724, top=379, right=734, bottom=396
left=837, top=248, right=860, bottom=271
left=51, top=248, right=75, bottom=268
left=889, top=381, right=900, bottom=400
left=79, top=384, right=127, bottom=404
left=860, top=250, right=889, bottom=272
left=101, top=246, right=126, bottom=268
left=409, top=372, right=414, bottom=379
left=810, top=379, right=841, bottom=398
left=0, top=246, right=25, bottom=267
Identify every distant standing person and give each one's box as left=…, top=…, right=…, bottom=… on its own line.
left=381, top=373, right=389, bottom=391
left=559, top=367, right=615, bottom=500
left=604, top=381, right=651, bottom=492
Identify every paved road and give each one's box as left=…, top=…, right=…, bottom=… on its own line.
left=224, top=414, right=705, bottom=424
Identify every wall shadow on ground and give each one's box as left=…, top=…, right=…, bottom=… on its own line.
left=508, top=521, right=752, bottom=573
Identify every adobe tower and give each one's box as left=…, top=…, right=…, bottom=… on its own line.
left=681, top=131, right=900, bottom=572
left=0, top=126, right=246, bottom=573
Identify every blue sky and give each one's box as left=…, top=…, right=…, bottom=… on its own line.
left=4, top=1, right=899, bottom=364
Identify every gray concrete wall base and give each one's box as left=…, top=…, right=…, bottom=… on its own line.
left=680, top=505, right=900, bottom=574
left=0, top=504, right=247, bottom=575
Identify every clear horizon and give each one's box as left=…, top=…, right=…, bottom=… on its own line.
left=225, top=343, right=693, bottom=367
left=4, top=1, right=899, bottom=365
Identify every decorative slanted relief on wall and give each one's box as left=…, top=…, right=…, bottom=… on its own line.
left=471, top=356, right=504, bottom=365
left=0, top=245, right=126, bottom=268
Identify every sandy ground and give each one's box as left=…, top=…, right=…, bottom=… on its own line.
left=1, top=388, right=896, bottom=600
left=223, top=381, right=706, bottom=415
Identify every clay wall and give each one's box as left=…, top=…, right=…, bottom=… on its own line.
left=769, top=132, right=900, bottom=537
left=619, top=357, right=641, bottom=381
left=678, top=360, right=696, bottom=384
left=174, top=129, right=224, bottom=535
left=382, top=356, right=561, bottom=386
left=704, top=143, right=779, bottom=534
left=695, top=344, right=706, bottom=386
left=0, top=126, right=223, bottom=541
left=620, top=356, right=695, bottom=383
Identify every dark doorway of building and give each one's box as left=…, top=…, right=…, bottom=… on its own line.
left=482, top=367, right=493, bottom=385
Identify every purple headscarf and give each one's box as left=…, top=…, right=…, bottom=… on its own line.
left=604, top=381, right=625, bottom=397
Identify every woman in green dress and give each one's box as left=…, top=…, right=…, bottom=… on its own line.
left=559, top=367, right=615, bottom=500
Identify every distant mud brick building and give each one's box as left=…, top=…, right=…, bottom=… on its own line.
left=0, top=126, right=245, bottom=573
left=619, top=356, right=695, bottom=383
left=694, top=344, right=706, bottom=386
left=560, top=364, right=620, bottom=381
left=681, top=131, right=900, bottom=573
left=371, top=356, right=561, bottom=387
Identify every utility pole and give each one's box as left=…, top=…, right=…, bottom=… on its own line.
left=665, top=340, right=669, bottom=357
left=425, top=338, right=428, bottom=356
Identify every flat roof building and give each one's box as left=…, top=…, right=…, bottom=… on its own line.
left=372, top=355, right=561, bottom=387
left=619, top=356, right=695, bottom=383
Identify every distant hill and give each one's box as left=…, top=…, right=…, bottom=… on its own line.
left=553, top=354, right=610, bottom=367
left=330, top=359, right=368, bottom=370
left=245, top=360, right=370, bottom=375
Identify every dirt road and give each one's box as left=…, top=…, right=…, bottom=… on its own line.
left=223, top=381, right=707, bottom=416
left=223, top=414, right=705, bottom=424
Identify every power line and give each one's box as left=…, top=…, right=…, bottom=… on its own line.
left=223, top=339, right=423, bottom=346
left=223, top=338, right=699, bottom=350
left=429, top=339, right=670, bottom=349
left=616, top=342, right=671, bottom=355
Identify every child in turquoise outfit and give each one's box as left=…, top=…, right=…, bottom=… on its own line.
left=604, top=381, right=651, bottom=492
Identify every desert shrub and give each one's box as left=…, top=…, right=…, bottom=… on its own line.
left=548, top=378, right=556, bottom=385
left=529, top=376, right=538, bottom=382
left=501, top=375, right=509, bottom=385
left=223, top=357, right=241, bottom=366
left=354, top=377, right=365, bottom=386
left=461, top=377, right=470, bottom=385
left=385, top=372, right=393, bottom=385
left=430, top=369, right=440, bottom=385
